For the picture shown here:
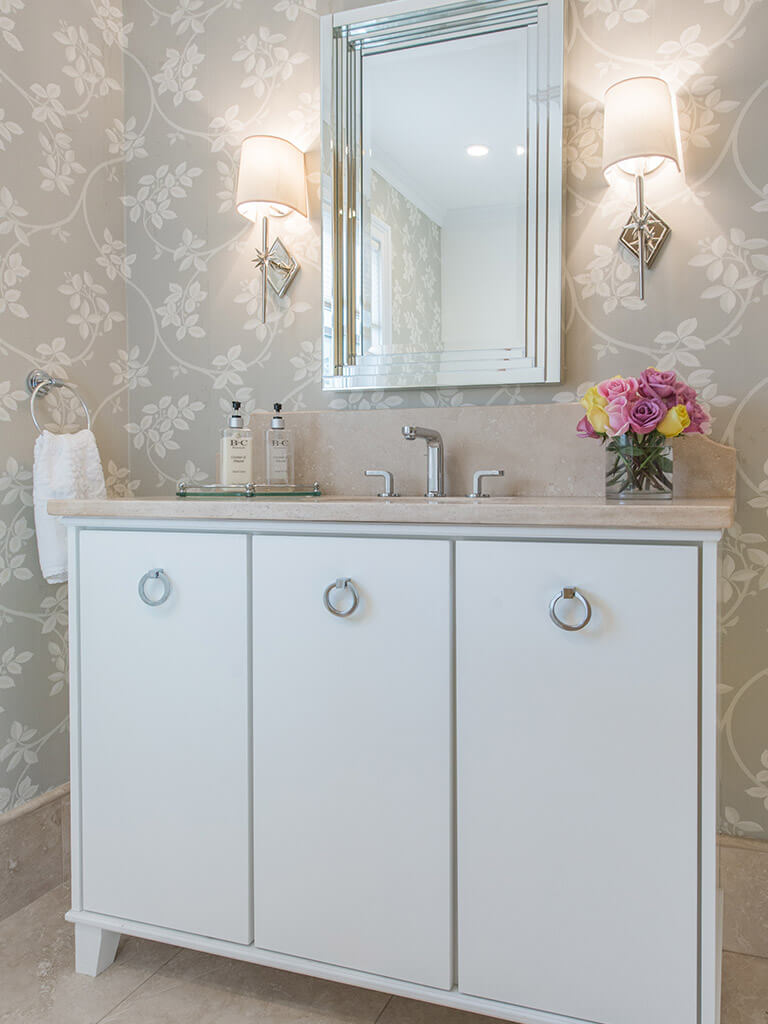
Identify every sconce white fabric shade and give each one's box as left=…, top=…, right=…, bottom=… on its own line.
left=602, top=77, right=683, bottom=179
left=236, top=135, right=307, bottom=221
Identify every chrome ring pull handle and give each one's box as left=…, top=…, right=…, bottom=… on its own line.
left=549, top=587, right=592, bottom=632
left=323, top=577, right=360, bottom=618
left=138, top=568, right=172, bottom=607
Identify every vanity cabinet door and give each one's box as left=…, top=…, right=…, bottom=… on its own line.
left=252, top=535, right=452, bottom=989
left=78, top=529, right=251, bottom=944
left=456, top=540, right=699, bottom=1024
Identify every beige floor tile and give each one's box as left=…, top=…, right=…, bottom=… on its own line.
left=378, top=997, right=508, bottom=1024
left=6, top=884, right=768, bottom=1024
left=98, top=947, right=391, bottom=1024
left=722, top=951, right=768, bottom=1024
left=0, top=884, right=178, bottom=1023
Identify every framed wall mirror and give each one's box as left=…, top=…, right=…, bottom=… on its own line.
left=321, top=0, right=564, bottom=392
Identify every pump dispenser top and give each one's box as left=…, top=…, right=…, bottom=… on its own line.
left=229, top=401, right=244, bottom=428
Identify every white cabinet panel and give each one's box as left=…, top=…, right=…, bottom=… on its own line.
left=456, top=541, right=699, bottom=1024
left=252, top=535, right=452, bottom=989
left=78, top=530, right=251, bottom=943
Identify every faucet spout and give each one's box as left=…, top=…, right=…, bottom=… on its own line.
left=402, top=425, right=445, bottom=498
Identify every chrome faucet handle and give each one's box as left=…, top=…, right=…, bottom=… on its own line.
left=467, top=469, right=504, bottom=499
left=364, top=469, right=399, bottom=498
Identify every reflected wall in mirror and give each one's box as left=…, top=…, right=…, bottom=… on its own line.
left=321, top=0, right=564, bottom=392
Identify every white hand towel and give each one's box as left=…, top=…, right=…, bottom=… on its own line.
left=33, top=429, right=106, bottom=583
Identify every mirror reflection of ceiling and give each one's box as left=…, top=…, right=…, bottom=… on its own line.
left=363, top=30, right=528, bottom=225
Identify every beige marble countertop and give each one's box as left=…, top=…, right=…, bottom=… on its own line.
left=49, top=495, right=735, bottom=530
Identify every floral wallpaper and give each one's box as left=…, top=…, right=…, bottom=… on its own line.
left=1, top=0, right=768, bottom=838
left=0, top=1, right=129, bottom=812
left=369, top=169, right=442, bottom=355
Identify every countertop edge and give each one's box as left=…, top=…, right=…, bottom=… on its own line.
left=47, top=498, right=736, bottom=531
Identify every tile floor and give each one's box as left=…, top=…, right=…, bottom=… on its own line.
left=0, top=884, right=764, bottom=1024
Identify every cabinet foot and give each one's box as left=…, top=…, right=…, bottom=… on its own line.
left=74, top=923, right=121, bottom=976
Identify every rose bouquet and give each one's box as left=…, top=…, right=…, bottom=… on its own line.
left=577, top=368, right=711, bottom=500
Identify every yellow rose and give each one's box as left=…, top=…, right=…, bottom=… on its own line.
left=657, top=403, right=691, bottom=438
left=580, top=385, right=608, bottom=412
left=587, top=404, right=610, bottom=434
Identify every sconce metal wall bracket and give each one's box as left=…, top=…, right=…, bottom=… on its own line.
left=264, top=236, right=299, bottom=297
left=618, top=173, right=671, bottom=301
left=251, top=215, right=300, bottom=322
left=619, top=206, right=670, bottom=268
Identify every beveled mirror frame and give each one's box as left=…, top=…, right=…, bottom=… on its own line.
left=320, top=0, right=564, bottom=392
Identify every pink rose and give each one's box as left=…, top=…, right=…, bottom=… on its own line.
left=577, top=414, right=599, bottom=439
left=597, top=376, right=640, bottom=402
left=638, top=368, right=679, bottom=402
left=628, top=397, right=666, bottom=435
left=675, top=382, right=698, bottom=405
left=605, top=395, right=631, bottom=437
left=683, top=400, right=711, bottom=435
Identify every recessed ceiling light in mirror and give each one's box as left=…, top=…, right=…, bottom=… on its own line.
left=466, top=144, right=489, bottom=157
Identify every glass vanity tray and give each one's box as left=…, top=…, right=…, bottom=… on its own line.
left=176, top=482, right=321, bottom=499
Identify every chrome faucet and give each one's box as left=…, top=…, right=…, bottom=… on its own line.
left=402, top=425, right=445, bottom=497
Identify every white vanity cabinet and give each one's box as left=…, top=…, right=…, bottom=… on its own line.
left=63, top=517, right=721, bottom=1024
left=76, top=529, right=252, bottom=944
left=251, top=535, right=452, bottom=988
left=456, top=541, right=700, bottom=1024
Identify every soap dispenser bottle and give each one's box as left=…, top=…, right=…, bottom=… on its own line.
left=219, top=401, right=253, bottom=486
left=265, top=402, right=294, bottom=488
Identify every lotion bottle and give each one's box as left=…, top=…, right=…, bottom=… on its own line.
left=219, top=401, right=253, bottom=486
left=265, top=402, right=294, bottom=488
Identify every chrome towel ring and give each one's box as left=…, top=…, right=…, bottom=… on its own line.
left=26, top=369, right=91, bottom=435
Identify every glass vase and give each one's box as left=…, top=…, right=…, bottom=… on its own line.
left=605, top=432, right=673, bottom=501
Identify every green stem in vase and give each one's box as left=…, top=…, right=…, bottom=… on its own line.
left=605, top=431, right=672, bottom=497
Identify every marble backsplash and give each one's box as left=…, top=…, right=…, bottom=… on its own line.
left=248, top=403, right=737, bottom=500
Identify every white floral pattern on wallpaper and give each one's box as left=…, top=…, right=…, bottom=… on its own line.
left=1, top=0, right=767, bottom=835
left=0, top=0, right=128, bottom=812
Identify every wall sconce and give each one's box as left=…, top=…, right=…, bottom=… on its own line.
left=602, top=76, right=683, bottom=300
left=235, top=135, right=307, bottom=323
